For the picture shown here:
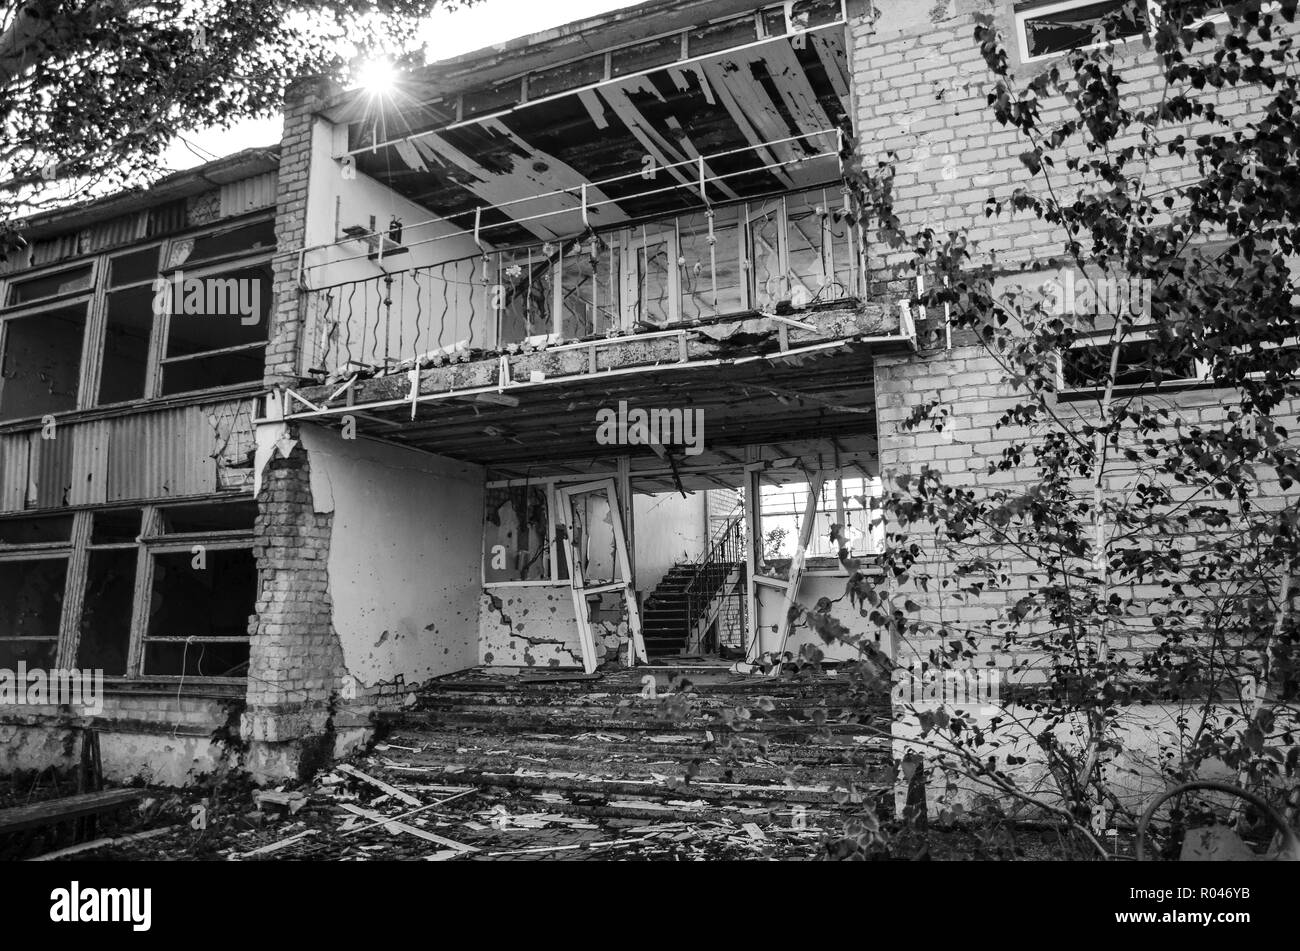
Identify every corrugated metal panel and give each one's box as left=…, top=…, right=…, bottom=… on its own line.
left=0, top=432, right=31, bottom=513
left=32, top=431, right=74, bottom=508
left=68, top=418, right=109, bottom=506
left=219, top=172, right=278, bottom=218
left=1, top=398, right=259, bottom=513
left=106, top=405, right=221, bottom=502
left=31, top=232, right=81, bottom=266
left=85, top=213, right=143, bottom=253
left=146, top=200, right=187, bottom=237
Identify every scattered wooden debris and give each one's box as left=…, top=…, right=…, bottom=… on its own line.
left=233, top=828, right=319, bottom=859
left=335, top=763, right=421, bottom=806
left=336, top=803, right=477, bottom=854
left=28, top=826, right=174, bottom=862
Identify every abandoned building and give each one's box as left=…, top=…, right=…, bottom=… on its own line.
left=0, top=0, right=1291, bottom=819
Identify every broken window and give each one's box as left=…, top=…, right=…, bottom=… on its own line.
left=1061, top=336, right=1202, bottom=391
left=0, top=558, right=67, bottom=668
left=786, top=192, right=830, bottom=307
left=159, top=261, right=271, bottom=396
left=90, top=509, right=141, bottom=545
left=141, top=546, right=254, bottom=677
left=1017, top=0, right=1149, bottom=61
left=0, top=302, right=89, bottom=421
left=5, top=263, right=93, bottom=308
left=679, top=206, right=743, bottom=320
left=759, top=477, right=884, bottom=572
left=108, top=246, right=161, bottom=286
left=461, top=82, right=521, bottom=120
left=483, top=485, right=552, bottom=583
left=156, top=500, right=257, bottom=535
left=566, top=488, right=620, bottom=585
left=749, top=201, right=784, bottom=311
left=790, top=0, right=844, bottom=30
left=634, top=226, right=673, bottom=328
left=559, top=236, right=620, bottom=339
left=166, top=219, right=276, bottom=270
left=0, top=514, right=74, bottom=546
left=611, top=35, right=682, bottom=78
left=97, top=284, right=154, bottom=404
left=495, top=246, right=555, bottom=345
left=689, top=15, right=759, bottom=57
left=77, top=549, right=137, bottom=676
left=529, top=55, right=606, bottom=100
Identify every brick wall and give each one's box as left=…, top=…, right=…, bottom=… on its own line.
left=849, top=0, right=1288, bottom=277
left=242, top=434, right=356, bottom=776
left=265, top=78, right=332, bottom=387
left=852, top=0, right=1300, bottom=672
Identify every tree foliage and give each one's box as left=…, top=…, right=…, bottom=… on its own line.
left=807, top=0, right=1300, bottom=855
left=0, top=0, right=466, bottom=251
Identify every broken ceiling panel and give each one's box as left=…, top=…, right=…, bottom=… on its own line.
left=350, top=26, right=851, bottom=249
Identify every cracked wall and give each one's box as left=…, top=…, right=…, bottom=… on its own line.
left=478, top=589, right=630, bottom=669
left=244, top=421, right=483, bottom=779
left=299, top=424, right=483, bottom=688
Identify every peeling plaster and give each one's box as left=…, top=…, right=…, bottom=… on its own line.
left=297, top=424, right=484, bottom=689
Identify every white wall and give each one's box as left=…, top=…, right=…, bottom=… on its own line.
left=632, top=490, right=708, bottom=595
left=301, top=119, right=489, bottom=372
left=300, top=424, right=484, bottom=687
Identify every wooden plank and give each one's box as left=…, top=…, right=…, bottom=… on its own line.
left=334, top=763, right=422, bottom=807
left=0, top=789, right=145, bottom=836
left=337, top=803, right=477, bottom=853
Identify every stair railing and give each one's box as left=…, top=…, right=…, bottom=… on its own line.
left=682, top=505, right=746, bottom=652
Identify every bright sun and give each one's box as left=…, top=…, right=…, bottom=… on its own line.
left=355, top=59, right=398, bottom=94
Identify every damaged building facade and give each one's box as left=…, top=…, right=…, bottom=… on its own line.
left=3, top=0, right=1290, bottom=791
left=0, top=151, right=276, bottom=783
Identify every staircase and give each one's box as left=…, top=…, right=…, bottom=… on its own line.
left=642, top=511, right=745, bottom=660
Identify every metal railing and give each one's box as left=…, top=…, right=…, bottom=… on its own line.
left=301, top=179, right=878, bottom=377
left=682, top=506, right=747, bottom=654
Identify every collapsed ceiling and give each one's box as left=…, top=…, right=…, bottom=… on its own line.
left=344, top=22, right=851, bottom=247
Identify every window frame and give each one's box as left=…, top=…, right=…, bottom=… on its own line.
left=481, top=479, right=566, bottom=588
left=0, top=212, right=274, bottom=423
left=489, top=186, right=864, bottom=349
left=1015, top=0, right=1158, bottom=64
left=0, top=500, right=255, bottom=684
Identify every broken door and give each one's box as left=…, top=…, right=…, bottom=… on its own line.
left=556, top=479, right=646, bottom=672
left=745, top=472, right=824, bottom=663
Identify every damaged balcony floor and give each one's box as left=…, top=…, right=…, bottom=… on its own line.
left=25, top=666, right=896, bottom=861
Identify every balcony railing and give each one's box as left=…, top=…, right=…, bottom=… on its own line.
left=302, top=182, right=877, bottom=377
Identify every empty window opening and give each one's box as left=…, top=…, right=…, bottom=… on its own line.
left=483, top=485, right=552, bottom=583
left=156, top=500, right=257, bottom=535
left=0, top=302, right=88, bottom=420
left=77, top=549, right=137, bottom=676
left=0, top=514, right=74, bottom=546
left=141, top=547, right=254, bottom=677
left=0, top=558, right=67, bottom=668
left=160, top=262, right=271, bottom=396
left=98, top=284, right=154, bottom=405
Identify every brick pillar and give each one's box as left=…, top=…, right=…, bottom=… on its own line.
left=242, top=434, right=352, bottom=779
left=265, top=77, right=338, bottom=387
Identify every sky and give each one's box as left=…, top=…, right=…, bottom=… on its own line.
left=162, top=0, right=644, bottom=172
